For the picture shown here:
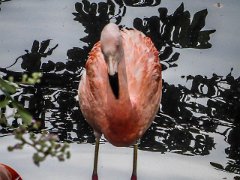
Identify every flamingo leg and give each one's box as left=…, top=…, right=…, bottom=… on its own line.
left=131, top=143, right=138, bottom=180
left=92, top=138, right=100, bottom=180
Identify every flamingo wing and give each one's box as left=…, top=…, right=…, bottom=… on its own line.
left=78, top=42, right=108, bottom=136
left=121, top=28, right=162, bottom=135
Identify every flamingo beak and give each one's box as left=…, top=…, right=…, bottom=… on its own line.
left=107, top=56, right=118, bottom=76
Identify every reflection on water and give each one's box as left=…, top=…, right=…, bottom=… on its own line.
left=0, top=0, right=239, bottom=177
left=133, top=3, right=216, bottom=70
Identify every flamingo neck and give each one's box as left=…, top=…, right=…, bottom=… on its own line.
left=105, top=55, right=142, bottom=146
left=106, top=53, right=133, bottom=116
left=108, top=54, right=130, bottom=101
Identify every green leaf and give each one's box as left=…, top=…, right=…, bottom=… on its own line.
left=0, top=77, right=17, bottom=94
left=0, top=114, right=7, bottom=125
left=0, top=96, right=10, bottom=108
left=17, top=108, right=32, bottom=125
left=12, top=101, right=32, bottom=125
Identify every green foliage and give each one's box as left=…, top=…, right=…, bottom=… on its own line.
left=0, top=77, right=17, bottom=94
left=8, top=126, right=71, bottom=166
left=0, top=74, right=71, bottom=166
left=12, top=101, right=32, bottom=125
left=0, top=73, right=42, bottom=125
left=0, top=76, right=32, bottom=125
left=21, top=72, right=42, bottom=84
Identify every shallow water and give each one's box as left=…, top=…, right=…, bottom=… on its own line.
left=0, top=0, right=239, bottom=179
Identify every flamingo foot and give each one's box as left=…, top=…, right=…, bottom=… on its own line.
left=131, top=174, right=137, bottom=180
left=92, top=174, right=98, bottom=180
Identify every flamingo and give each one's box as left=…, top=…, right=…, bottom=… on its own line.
left=0, top=163, right=22, bottom=180
left=78, top=23, right=162, bottom=180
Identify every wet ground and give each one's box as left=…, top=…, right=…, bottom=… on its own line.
left=0, top=0, right=239, bottom=179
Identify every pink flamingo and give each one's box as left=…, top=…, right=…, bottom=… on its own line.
left=0, top=163, right=22, bottom=180
left=78, top=23, right=162, bottom=180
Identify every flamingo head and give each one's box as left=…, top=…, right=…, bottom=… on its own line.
left=100, top=23, right=123, bottom=76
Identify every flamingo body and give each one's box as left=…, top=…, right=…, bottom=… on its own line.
left=78, top=24, right=162, bottom=147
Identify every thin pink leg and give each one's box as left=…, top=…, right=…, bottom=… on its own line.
left=92, top=138, right=100, bottom=180
left=131, top=144, right=138, bottom=180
